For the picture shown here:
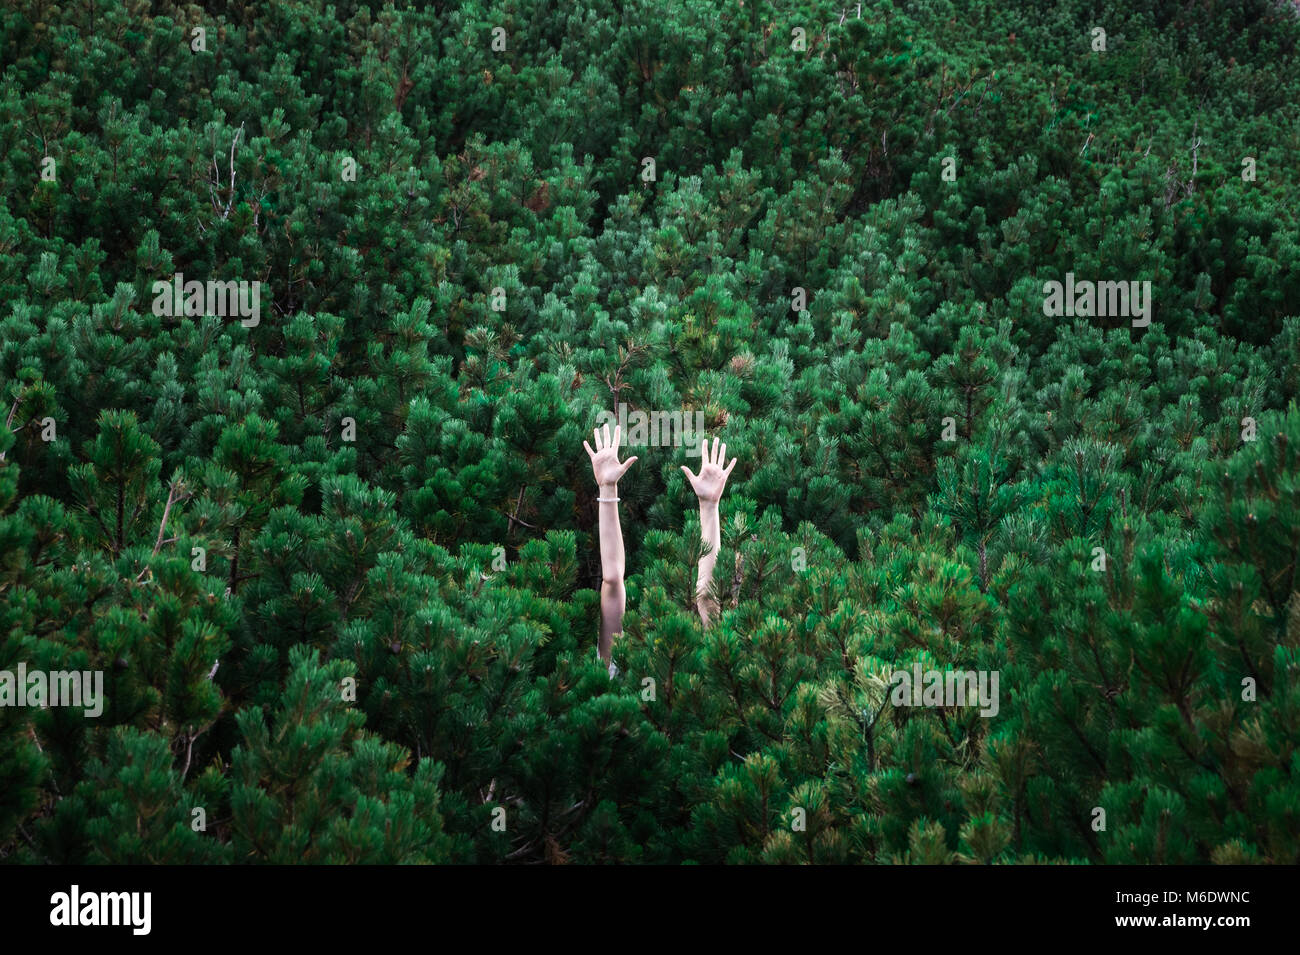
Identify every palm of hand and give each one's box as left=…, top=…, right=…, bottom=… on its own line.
left=689, top=462, right=727, bottom=501
left=682, top=437, right=737, bottom=503
left=591, top=448, right=626, bottom=486
left=584, top=424, right=637, bottom=488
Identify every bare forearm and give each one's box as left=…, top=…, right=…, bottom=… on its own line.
left=695, top=500, right=720, bottom=625
left=599, top=578, right=625, bottom=660
left=597, top=484, right=625, bottom=581
left=597, top=486, right=625, bottom=659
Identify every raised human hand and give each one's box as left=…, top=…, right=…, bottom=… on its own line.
left=583, top=423, right=637, bottom=491
left=680, top=436, right=737, bottom=504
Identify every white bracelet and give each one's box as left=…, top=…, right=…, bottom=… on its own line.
left=596, top=496, right=619, bottom=503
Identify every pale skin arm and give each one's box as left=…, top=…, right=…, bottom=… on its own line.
left=680, top=436, right=737, bottom=628
left=584, top=424, right=637, bottom=664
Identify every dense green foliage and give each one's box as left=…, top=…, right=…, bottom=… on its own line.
left=2, top=0, right=1299, bottom=864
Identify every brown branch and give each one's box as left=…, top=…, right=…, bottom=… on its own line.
left=153, top=478, right=190, bottom=556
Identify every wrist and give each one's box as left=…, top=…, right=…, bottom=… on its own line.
left=598, top=483, right=619, bottom=496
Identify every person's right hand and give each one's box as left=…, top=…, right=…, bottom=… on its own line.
left=584, top=424, right=637, bottom=491
left=681, top=436, right=737, bottom=504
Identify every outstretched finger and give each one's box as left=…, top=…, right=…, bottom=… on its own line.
left=723, top=457, right=738, bottom=477
left=602, top=422, right=612, bottom=449
left=593, top=427, right=604, bottom=451
left=719, top=442, right=727, bottom=466
left=613, top=425, right=622, bottom=451
left=710, top=436, right=719, bottom=465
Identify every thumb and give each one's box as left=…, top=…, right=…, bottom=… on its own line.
left=619, top=456, right=638, bottom=477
